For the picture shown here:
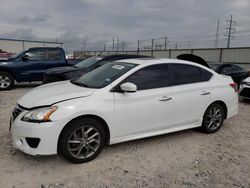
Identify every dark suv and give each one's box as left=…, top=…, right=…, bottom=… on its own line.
left=43, top=54, right=152, bottom=83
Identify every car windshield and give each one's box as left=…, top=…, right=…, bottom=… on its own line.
left=10, top=50, right=25, bottom=59
left=71, top=62, right=137, bottom=88
left=74, top=56, right=102, bottom=69
left=209, top=64, right=219, bottom=71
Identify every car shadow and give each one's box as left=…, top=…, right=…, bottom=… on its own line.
left=239, top=98, right=250, bottom=105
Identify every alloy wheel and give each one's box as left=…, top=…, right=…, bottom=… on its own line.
left=0, top=75, right=11, bottom=89
left=67, top=126, right=101, bottom=159
left=205, top=107, right=223, bottom=130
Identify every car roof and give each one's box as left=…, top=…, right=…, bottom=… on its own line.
left=100, top=54, right=152, bottom=61
left=115, top=58, right=212, bottom=69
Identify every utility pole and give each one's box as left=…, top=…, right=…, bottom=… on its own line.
left=83, top=39, right=86, bottom=56
left=103, top=43, right=106, bottom=51
left=225, top=15, right=236, bottom=48
left=122, top=42, right=125, bottom=51
left=215, top=20, right=220, bottom=48
left=137, top=40, right=140, bottom=54
left=112, top=36, right=115, bottom=51
left=151, top=39, right=154, bottom=56
left=117, top=36, right=119, bottom=51
left=164, top=37, right=168, bottom=50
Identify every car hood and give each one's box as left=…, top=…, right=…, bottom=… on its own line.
left=18, top=81, right=96, bottom=108
left=46, top=66, right=79, bottom=75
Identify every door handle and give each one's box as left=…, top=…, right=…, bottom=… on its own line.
left=201, top=91, right=210, bottom=95
left=159, top=96, right=172, bottom=101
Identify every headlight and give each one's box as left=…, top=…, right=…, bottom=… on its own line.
left=21, top=106, right=58, bottom=123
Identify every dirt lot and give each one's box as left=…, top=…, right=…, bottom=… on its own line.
left=0, top=84, right=250, bottom=188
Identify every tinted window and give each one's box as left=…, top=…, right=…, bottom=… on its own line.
left=220, top=66, right=232, bottom=73
left=200, top=68, right=213, bottom=81
left=25, top=49, right=45, bottom=61
left=231, top=65, right=243, bottom=71
left=123, top=64, right=169, bottom=90
left=48, top=49, right=62, bottom=60
left=171, top=64, right=203, bottom=85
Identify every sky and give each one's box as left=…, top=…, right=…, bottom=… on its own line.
left=0, top=0, right=250, bottom=51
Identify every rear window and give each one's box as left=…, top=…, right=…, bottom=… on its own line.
left=48, top=49, right=62, bottom=60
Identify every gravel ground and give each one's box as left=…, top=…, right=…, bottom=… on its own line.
left=0, top=84, right=250, bottom=188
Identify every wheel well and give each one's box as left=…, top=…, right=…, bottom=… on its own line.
left=209, top=101, right=228, bottom=119
left=0, top=70, right=16, bottom=81
left=58, top=115, right=111, bottom=147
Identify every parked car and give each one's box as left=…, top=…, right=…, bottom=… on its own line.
left=177, top=54, right=210, bottom=68
left=10, top=58, right=238, bottom=163
left=0, top=49, right=13, bottom=60
left=43, top=56, right=103, bottom=83
left=0, top=47, right=82, bottom=90
left=209, top=63, right=249, bottom=85
left=43, top=54, right=152, bottom=83
left=239, top=77, right=250, bottom=100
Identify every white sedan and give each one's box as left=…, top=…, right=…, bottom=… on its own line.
left=10, top=58, right=238, bottom=163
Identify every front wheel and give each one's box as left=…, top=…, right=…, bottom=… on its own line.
left=0, top=72, right=14, bottom=90
left=201, top=103, right=225, bottom=133
left=58, top=118, right=106, bottom=163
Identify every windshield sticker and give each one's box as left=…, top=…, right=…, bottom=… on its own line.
left=112, top=65, right=125, bottom=70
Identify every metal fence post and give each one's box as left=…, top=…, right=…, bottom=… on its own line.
left=219, top=48, right=223, bottom=62
left=151, top=39, right=154, bottom=56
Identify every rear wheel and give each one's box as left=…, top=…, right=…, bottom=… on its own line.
left=201, top=103, right=225, bottom=133
left=0, top=72, right=14, bottom=90
left=58, top=118, right=106, bottom=163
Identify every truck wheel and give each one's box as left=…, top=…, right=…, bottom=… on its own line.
left=0, top=72, right=15, bottom=90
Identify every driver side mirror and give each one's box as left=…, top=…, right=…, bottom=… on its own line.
left=120, top=82, right=137, bottom=93
left=21, top=54, right=29, bottom=61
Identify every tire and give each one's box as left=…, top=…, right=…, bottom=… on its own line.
left=58, top=118, right=106, bottom=163
left=201, top=103, right=225, bottom=133
left=0, top=72, right=15, bottom=90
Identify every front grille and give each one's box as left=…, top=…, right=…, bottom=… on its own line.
left=12, top=104, right=26, bottom=121
left=239, top=88, right=250, bottom=98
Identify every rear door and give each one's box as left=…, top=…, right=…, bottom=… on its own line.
left=42, top=48, right=65, bottom=71
left=168, top=63, right=213, bottom=126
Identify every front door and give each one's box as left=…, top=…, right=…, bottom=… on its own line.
left=19, top=48, right=46, bottom=81
left=113, top=64, right=174, bottom=139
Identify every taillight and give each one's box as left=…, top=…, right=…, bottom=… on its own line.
left=229, top=83, right=238, bottom=92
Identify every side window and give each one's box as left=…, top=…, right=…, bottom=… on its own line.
left=123, top=64, right=169, bottom=90
left=48, top=49, right=62, bottom=60
left=200, top=68, right=213, bottom=81
left=25, top=49, right=45, bottom=61
left=170, top=64, right=203, bottom=85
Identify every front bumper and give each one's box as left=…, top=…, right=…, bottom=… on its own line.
left=10, top=112, right=61, bottom=156
left=239, top=83, right=250, bottom=99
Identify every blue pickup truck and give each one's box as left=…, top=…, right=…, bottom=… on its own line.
left=0, top=47, right=81, bottom=90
